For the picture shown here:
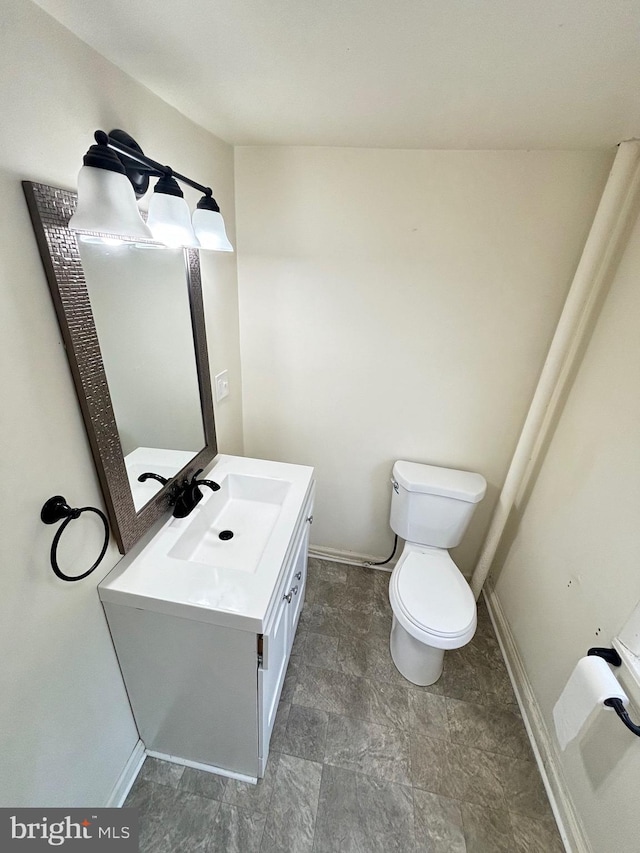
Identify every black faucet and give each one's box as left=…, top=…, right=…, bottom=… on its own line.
left=137, top=472, right=169, bottom=486
left=171, top=468, right=220, bottom=518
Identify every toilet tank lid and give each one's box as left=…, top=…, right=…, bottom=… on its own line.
left=393, top=461, right=486, bottom=503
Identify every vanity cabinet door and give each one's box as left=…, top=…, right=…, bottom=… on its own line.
left=259, top=584, right=290, bottom=752
left=257, top=498, right=313, bottom=771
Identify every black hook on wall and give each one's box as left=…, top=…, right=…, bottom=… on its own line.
left=41, top=495, right=109, bottom=582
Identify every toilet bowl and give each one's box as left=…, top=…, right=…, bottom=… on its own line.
left=387, top=460, right=486, bottom=686
left=389, top=543, right=477, bottom=685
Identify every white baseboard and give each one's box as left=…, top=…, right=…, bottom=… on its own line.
left=107, top=739, right=146, bottom=807
left=145, top=750, right=257, bottom=785
left=308, top=544, right=396, bottom=572
left=483, top=579, right=591, bottom=853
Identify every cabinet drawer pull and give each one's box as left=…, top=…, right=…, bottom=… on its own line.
left=295, top=572, right=302, bottom=581
left=283, top=591, right=293, bottom=604
left=307, top=515, right=313, bottom=524
left=292, top=585, right=299, bottom=596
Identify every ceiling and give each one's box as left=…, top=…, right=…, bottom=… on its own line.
left=34, top=0, right=640, bottom=149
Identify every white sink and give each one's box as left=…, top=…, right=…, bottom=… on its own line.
left=99, top=455, right=315, bottom=632
left=169, top=474, right=291, bottom=573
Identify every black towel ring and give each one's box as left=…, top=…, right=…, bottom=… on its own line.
left=41, top=495, right=109, bottom=582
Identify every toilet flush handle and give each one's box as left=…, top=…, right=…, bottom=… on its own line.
left=391, top=478, right=399, bottom=494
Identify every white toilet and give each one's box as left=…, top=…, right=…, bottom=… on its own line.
left=388, top=460, right=486, bottom=686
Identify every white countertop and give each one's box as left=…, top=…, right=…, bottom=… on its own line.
left=99, top=455, right=315, bottom=633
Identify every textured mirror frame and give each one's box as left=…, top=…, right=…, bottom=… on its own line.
left=23, top=181, right=218, bottom=553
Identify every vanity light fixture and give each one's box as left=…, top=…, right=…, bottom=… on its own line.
left=68, top=133, right=153, bottom=240
left=146, top=172, right=199, bottom=248
left=69, top=129, right=234, bottom=251
left=192, top=194, right=233, bottom=252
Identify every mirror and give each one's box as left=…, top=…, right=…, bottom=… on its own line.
left=78, top=240, right=205, bottom=508
left=23, top=181, right=217, bottom=553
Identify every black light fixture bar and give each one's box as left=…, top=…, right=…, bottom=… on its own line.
left=96, top=130, right=214, bottom=197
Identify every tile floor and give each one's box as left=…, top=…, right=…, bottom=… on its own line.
left=125, top=557, right=565, bottom=852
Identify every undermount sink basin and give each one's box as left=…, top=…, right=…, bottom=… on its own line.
left=169, top=474, right=291, bottom=573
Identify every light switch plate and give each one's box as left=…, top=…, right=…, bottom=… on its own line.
left=214, top=370, right=230, bottom=402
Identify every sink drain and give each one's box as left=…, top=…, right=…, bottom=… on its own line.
left=218, top=530, right=234, bottom=541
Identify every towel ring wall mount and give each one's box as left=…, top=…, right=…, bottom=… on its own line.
left=41, top=495, right=109, bottom=581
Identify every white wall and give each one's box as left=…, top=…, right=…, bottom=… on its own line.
left=234, top=147, right=612, bottom=570
left=0, top=0, right=242, bottom=806
left=493, top=199, right=640, bottom=852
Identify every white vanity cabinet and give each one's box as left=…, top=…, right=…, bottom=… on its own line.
left=99, top=456, right=314, bottom=782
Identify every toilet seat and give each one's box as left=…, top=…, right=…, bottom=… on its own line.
left=389, top=545, right=477, bottom=650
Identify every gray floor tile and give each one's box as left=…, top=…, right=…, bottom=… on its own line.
left=405, top=675, right=445, bottom=696
left=300, top=603, right=373, bottom=637
left=280, top=655, right=301, bottom=703
left=368, top=611, right=393, bottom=640
left=336, top=633, right=406, bottom=685
left=367, top=679, right=410, bottom=729
left=324, top=713, right=411, bottom=785
left=502, top=757, right=554, bottom=821
left=308, top=558, right=348, bottom=585
left=207, top=803, right=266, bottom=853
left=293, top=666, right=370, bottom=719
left=304, top=632, right=339, bottom=668
left=345, top=565, right=378, bottom=593
left=409, top=690, right=449, bottom=740
left=139, top=756, right=184, bottom=788
left=446, top=697, right=532, bottom=760
left=164, top=791, right=222, bottom=853
left=509, top=811, right=565, bottom=853
left=461, top=801, right=515, bottom=853
left=372, top=580, right=393, bottom=617
left=441, top=650, right=515, bottom=707
left=475, top=599, right=494, bottom=636
left=411, top=733, right=509, bottom=809
left=290, top=629, right=308, bottom=657
left=310, top=578, right=374, bottom=612
left=124, top=778, right=179, bottom=852
left=178, top=766, right=228, bottom=801
left=261, top=753, right=322, bottom=853
left=413, top=788, right=465, bottom=853
left=281, top=704, right=329, bottom=761
left=269, top=702, right=291, bottom=753
left=457, top=632, right=504, bottom=670
left=408, top=730, right=451, bottom=796
left=314, top=764, right=415, bottom=853
left=223, top=752, right=280, bottom=813
left=127, top=782, right=220, bottom=853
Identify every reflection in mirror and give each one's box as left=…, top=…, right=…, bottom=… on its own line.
left=78, top=240, right=205, bottom=508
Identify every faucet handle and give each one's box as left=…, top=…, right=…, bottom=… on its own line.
left=191, top=467, right=221, bottom=493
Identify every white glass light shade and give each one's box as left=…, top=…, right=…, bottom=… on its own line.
left=146, top=192, right=200, bottom=248
left=69, top=165, right=153, bottom=239
left=192, top=208, right=234, bottom=252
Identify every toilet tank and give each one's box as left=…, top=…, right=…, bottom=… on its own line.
left=390, top=460, right=486, bottom=548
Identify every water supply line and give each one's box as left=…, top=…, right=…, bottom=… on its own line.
left=471, top=139, right=640, bottom=600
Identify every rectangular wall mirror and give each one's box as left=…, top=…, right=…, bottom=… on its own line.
left=23, top=181, right=217, bottom=553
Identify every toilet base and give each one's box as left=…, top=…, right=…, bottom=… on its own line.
left=390, top=615, right=445, bottom=686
